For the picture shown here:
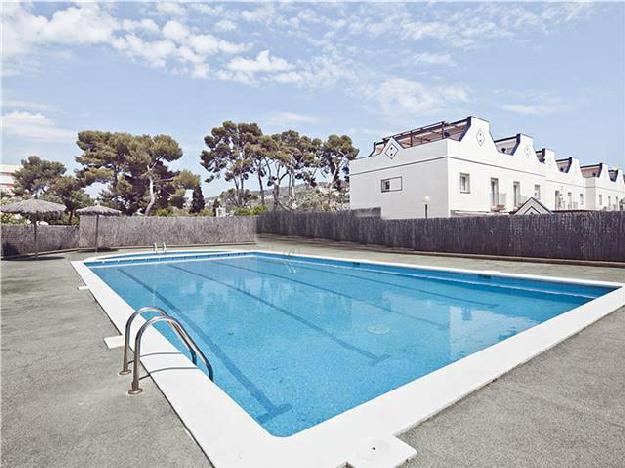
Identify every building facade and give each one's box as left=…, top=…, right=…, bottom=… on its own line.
left=349, top=117, right=625, bottom=219
left=0, top=164, right=21, bottom=194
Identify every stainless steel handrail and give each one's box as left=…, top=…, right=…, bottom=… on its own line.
left=120, top=306, right=168, bottom=375
left=162, top=242, right=167, bottom=253
left=153, top=242, right=158, bottom=253
left=128, top=315, right=214, bottom=395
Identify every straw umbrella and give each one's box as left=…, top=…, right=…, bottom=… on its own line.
left=1, top=198, right=66, bottom=258
left=76, top=204, right=121, bottom=252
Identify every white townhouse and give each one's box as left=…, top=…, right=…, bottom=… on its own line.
left=0, top=164, right=20, bottom=194
left=349, top=117, right=625, bottom=219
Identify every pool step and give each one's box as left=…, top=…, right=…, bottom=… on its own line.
left=104, top=335, right=125, bottom=349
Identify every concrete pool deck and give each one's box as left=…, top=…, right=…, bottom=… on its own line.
left=2, top=238, right=624, bottom=467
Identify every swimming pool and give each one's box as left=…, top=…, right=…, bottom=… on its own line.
left=86, top=251, right=615, bottom=435
left=75, top=250, right=625, bottom=467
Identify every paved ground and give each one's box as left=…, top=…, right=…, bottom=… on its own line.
left=1, top=251, right=210, bottom=468
left=1, top=238, right=624, bottom=467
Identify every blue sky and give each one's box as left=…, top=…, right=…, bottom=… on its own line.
left=2, top=1, right=624, bottom=196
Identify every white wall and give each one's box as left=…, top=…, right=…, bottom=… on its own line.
left=350, top=139, right=450, bottom=218
left=446, top=119, right=547, bottom=213
left=584, top=164, right=625, bottom=210
left=350, top=116, right=625, bottom=218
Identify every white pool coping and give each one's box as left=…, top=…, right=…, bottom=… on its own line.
left=72, top=249, right=625, bottom=468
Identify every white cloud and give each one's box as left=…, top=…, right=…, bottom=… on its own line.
left=241, top=5, right=277, bottom=24
left=189, top=34, right=248, bottom=56
left=190, top=63, right=210, bottom=79
left=221, top=50, right=293, bottom=83
left=267, top=112, right=319, bottom=126
left=188, top=4, right=224, bottom=16
left=215, top=19, right=237, bottom=33
left=344, top=3, right=596, bottom=48
left=0, top=1, right=599, bottom=94
left=367, top=78, right=469, bottom=118
left=228, top=50, right=289, bottom=74
left=501, top=104, right=564, bottom=115
left=414, top=52, right=455, bottom=66
left=154, top=2, right=186, bottom=18
left=1, top=3, right=118, bottom=59
left=2, top=3, right=249, bottom=80
left=162, top=20, right=189, bottom=43
left=122, top=18, right=159, bottom=34
left=1, top=99, right=55, bottom=112
left=347, top=127, right=396, bottom=138
left=1, top=111, right=75, bottom=142
left=113, top=35, right=177, bottom=68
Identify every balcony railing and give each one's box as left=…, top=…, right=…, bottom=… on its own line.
left=491, top=193, right=506, bottom=210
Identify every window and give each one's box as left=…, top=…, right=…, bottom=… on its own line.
left=608, top=196, right=612, bottom=208
left=513, top=181, right=521, bottom=206
left=380, top=177, right=402, bottom=193
left=459, top=173, right=470, bottom=193
left=490, top=178, right=500, bottom=207
left=580, top=194, right=584, bottom=207
left=555, top=190, right=561, bottom=209
left=599, top=195, right=603, bottom=206
left=534, top=184, right=541, bottom=199
left=567, top=192, right=572, bottom=208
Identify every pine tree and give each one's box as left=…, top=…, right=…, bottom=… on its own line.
left=190, top=185, right=206, bottom=213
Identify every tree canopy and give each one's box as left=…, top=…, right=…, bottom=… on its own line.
left=201, top=121, right=359, bottom=211
left=46, top=175, right=93, bottom=223
left=11, top=156, right=92, bottom=223
left=200, top=121, right=262, bottom=207
left=13, top=156, right=66, bottom=198
left=190, top=185, right=206, bottom=214
left=76, top=131, right=183, bottom=215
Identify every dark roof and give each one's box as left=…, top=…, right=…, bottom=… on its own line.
left=494, top=134, right=520, bottom=155
left=608, top=169, right=620, bottom=182
left=556, top=157, right=572, bottom=173
left=535, top=149, right=546, bottom=162
left=580, top=163, right=603, bottom=178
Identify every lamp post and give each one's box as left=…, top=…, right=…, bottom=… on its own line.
left=423, top=195, right=430, bottom=219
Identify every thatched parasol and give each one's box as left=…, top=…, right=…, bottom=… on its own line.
left=1, top=198, right=66, bottom=257
left=76, top=204, right=121, bottom=252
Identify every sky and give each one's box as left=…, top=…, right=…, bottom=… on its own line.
left=2, top=1, right=625, bottom=197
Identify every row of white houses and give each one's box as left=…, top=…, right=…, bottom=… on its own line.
left=349, top=116, right=625, bottom=219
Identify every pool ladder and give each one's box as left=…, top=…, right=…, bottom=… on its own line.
left=120, top=306, right=213, bottom=395
left=153, top=243, right=167, bottom=253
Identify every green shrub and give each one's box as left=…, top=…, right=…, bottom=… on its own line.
left=233, top=205, right=268, bottom=216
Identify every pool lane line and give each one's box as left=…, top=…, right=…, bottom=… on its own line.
left=208, top=258, right=448, bottom=331
left=168, top=264, right=389, bottom=366
left=254, top=255, right=497, bottom=309
left=255, top=254, right=598, bottom=302
left=118, top=269, right=292, bottom=423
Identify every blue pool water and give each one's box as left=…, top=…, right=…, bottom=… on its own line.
left=88, top=252, right=614, bottom=436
